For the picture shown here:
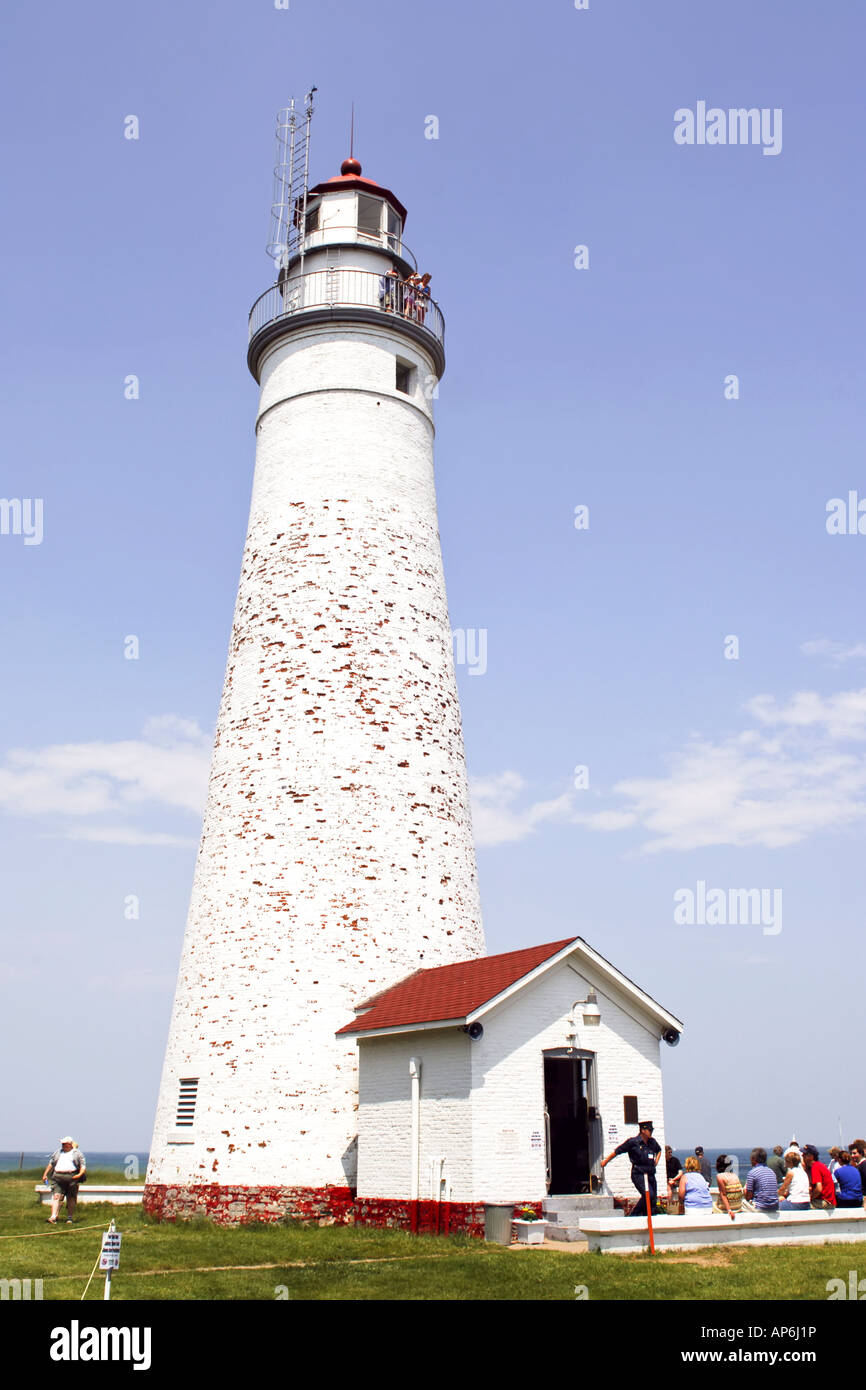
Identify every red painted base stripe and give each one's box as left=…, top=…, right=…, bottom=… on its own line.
left=142, top=1185, right=540, bottom=1238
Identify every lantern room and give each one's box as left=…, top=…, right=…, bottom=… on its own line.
left=288, top=157, right=411, bottom=274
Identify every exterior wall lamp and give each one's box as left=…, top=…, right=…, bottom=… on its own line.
left=565, top=990, right=601, bottom=1049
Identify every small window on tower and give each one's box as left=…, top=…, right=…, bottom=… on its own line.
left=395, top=359, right=415, bottom=395
left=304, top=201, right=320, bottom=236
left=623, top=1095, right=639, bottom=1125
left=357, top=194, right=384, bottom=239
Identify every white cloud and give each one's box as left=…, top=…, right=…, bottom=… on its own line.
left=0, top=716, right=211, bottom=845
left=473, top=685, right=866, bottom=855
left=746, top=688, right=866, bottom=741
left=471, top=771, right=573, bottom=847
left=66, top=826, right=198, bottom=848
left=801, top=639, right=866, bottom=664
left=576, top=687, right=866, bottom=853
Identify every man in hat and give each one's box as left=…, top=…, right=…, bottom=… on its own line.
left=601, top=1120, right=662, bottom=1216
left=42, top=1136, right=87, bottom=1224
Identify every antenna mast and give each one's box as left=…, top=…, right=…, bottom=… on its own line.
left=267, top=87, right=317, bottom=281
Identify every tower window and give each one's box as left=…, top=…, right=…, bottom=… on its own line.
left=358, top=194, right=384, bottom=238
left=304, top=201, right=320, bottom=235
left=176, top=1077, right=199, bottom=1127
left=623, top=1095, right=639, bottom=1125
left=395, top=359, right=415, bottom=395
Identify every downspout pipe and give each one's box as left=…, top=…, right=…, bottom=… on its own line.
left=409, top=1057, right=421, bottom=1229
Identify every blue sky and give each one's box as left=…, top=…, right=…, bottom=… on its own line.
left=2, top=0, right=864, bottom=1150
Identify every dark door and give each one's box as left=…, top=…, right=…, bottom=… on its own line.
left=544, top=1056, right=591, bottom=1194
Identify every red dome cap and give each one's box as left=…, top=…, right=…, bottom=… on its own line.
left=341, top=157, right=362, bottom=176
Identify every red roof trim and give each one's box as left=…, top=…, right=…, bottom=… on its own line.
left=337, top=938, right=577, bottom=1036
left=307, top=175, right=408, bottom=227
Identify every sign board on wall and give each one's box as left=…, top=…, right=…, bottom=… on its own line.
left=495, top=1128, right=518, bottom=1155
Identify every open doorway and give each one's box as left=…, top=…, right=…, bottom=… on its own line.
left=543, top=1051, right=598, bottom=1195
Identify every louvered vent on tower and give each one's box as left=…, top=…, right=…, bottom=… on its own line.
left=175, top=1078, right=199, bottom=1128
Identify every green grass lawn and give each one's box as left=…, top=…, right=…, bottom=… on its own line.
left=2, top=1170, right=863, bottom=1301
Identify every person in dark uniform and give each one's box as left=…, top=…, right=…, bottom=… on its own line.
left=600, top=1121, right=662, bottom=1216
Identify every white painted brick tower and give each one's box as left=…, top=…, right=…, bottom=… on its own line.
left=145, top=105, right=485, bottom=1222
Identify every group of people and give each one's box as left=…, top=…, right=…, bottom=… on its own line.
left=732, top=1142, right=866, bottom=1217
left=378, top=267, right=432, bottom=324
left=600, top=1121, right=866, bottom=1220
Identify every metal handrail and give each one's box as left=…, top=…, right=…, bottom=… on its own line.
left=248, top=267, right=445, bottom=349
left=293, top=225, right=418, bottom=270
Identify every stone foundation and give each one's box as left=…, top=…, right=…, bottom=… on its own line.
left=143, top=1183, right=356, bottom=1226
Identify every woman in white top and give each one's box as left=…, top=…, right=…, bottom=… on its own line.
left=778, top=1152, right=810, bottom=1210
left=42, top=1136, right=87, bottom=1224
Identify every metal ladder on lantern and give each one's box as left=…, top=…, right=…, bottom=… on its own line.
left=267, top=87, right=316, bottom=311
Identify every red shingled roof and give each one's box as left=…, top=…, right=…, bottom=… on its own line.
left=337, top=938, right=577, bottom=1035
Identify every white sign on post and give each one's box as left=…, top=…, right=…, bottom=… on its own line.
left=99, top=1231, right=122, bottom=1271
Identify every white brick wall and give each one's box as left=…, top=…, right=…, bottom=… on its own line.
left=356, top=1032, right=473, bottom=1200
left=355, top=955, right=668, bottom=1204
left=147, top=318, right=485, bottom=1193
left=469, top=965, right=665, bottom=1202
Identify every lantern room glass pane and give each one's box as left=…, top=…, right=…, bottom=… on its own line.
left=386, top=205, right=402, bottom=249
left=357, top=194, right=383, bottom=237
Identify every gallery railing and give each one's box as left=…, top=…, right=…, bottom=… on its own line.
left=248, top=267, right=445, bottom=350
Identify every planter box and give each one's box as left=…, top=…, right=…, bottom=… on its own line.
left=513, top=1218, right=547, bottom=1245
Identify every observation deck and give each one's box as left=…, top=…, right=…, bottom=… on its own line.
left=247, top=263, right=445, bottom=382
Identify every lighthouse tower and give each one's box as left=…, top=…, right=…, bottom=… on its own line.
left=144, top=101, right=486, bottom=1222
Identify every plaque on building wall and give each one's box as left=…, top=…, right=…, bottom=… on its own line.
left=495, top=1128, right=519, bottom=1155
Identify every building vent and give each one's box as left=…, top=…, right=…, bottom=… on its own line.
left=175, top=1078, right=199, bottom=1128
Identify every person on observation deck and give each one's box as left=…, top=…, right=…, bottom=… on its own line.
left=415, top=273, right=431, bottom=325
left=379, top=265, right=402, bottom=314
left=402, top=272, right=419, bottom=321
